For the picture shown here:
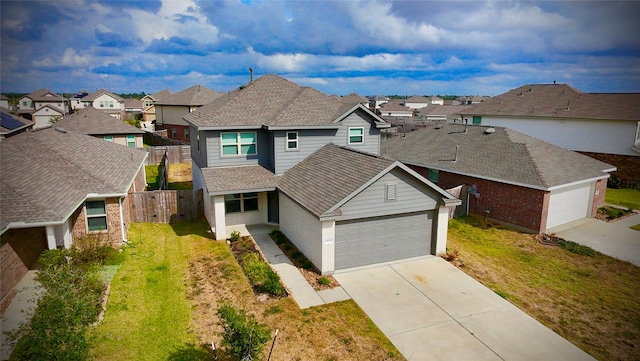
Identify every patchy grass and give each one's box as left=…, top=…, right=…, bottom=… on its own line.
left=447, top=216, right=640, bottom=361
left=167, top=163, right=193, bottom=190
left=145, top=164, right=160, bottom=190
left=89, top=220, right=402, bottom=361
left=605, top=188, right=640, bottom=210
left=597, top=205, right=635, bottom=221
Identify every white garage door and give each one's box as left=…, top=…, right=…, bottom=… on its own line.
left=546, top=183, right=593, bottom=230
left=335, top=212, right=432, bottom=270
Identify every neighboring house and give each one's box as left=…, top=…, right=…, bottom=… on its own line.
left=141, top=89, right=173, bottom=127
left=340, top=93, right=369, bottom=107
left=184, top=74, right=460, bottom=274
left=403, top=95, right=430, bottom=110
left=155, top=85, right=222, bottom=143
left=56, top=107, right=145, bottom=148
left=17, top=89, right=69, bottom=114
left=418, top=104, right=466, bottom=123
left=124, top=98, right=143, bottom=113
left=0, top=127, right=147, bottom=299
left=32, top=104, right=64, bottom=129
left=0, top=110, right=33, bottom=140
left=425, top=96, right=444, bottom=106
left=0, top=94, right=10, bottom=109
left=368, top=95, right=389, bottom=110
left=69, top=90, right=89, bottom=111
left=379, top=101, right=413, bottom=118
left=382, top=124, right=615, bottom=233
left=80, top=89, right=126, bottom=120
left=457, top=95, right=489, bottom=105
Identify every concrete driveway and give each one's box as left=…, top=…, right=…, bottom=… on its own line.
left=334, top=257, right=595, bottom=361
left=551, top=212, right=640, bottom=266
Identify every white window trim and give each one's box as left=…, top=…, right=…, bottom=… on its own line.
left=385, top=183, right=397, bottom=201
left=85, top=199, right=108, bottom=232
left=220, top=131, right=258, bottom=157
left=285, top=131, right=299, bottom=151
left=126, top=135, right=136, bottom=148
left=348, top=127, right=364, bottom=144
left=224, top=193, right=259, bottom=214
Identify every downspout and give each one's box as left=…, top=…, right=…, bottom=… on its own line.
left=119, top=197, right=127, bottom=243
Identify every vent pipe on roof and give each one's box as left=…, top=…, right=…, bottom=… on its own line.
left=464, top=118, right=468, bottom=133
left=452, top=145, right=459, bottom=162
left=249, top=68, right=254, bottom=83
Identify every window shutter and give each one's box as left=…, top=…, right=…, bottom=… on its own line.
left=385, top=183, right=396, bottom=201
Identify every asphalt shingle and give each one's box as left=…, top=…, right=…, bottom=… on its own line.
left=202, top=165, right=280, bottom=194
left=56, top=107, right=145, bottom=135
left=155, top=84, right=222, bottom=106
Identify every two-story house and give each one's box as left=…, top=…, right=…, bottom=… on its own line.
left=17, top=89, right=69, bottom=128
left=140, top=89, right=173, bottom=127
left=155, top=85, right=223, bottom=143
left=184, top=75, right=460, bottom=274
left=56, top=107, right=145, bottom=148
left=80, top=89, right=126, bottom=120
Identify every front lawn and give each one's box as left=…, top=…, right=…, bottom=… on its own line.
left=446, top=216, right=640, bottom=361
left=605, top=187, right=640, bottom=210
left=89, top=221, right=402, bottom=361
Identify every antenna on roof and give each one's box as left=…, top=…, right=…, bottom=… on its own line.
left=249, top=68, right=254, bottom=83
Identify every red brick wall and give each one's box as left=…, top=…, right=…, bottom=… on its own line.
left=592, top=179, right=608, bottom=216
left=0, top=227, right=46, bottom=299
left=157, top=124, right=190, bottom=143
left=411, top=166, right=548, bottom=233
left=1, top=243, right=28, bottom=300
left=70, top=198, right=124, bottom=248
left=579, top=152, right=640, bottom=187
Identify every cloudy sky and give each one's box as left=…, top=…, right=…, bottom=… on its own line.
left=1, top=0, right=639, bottom=97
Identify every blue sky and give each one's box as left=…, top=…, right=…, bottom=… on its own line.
left=1, top=0, right=639, bottom=96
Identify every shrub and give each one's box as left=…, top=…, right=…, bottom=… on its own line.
left=241, top=253, right=285, bottom=296
left=229, top=230, right=241, bottom=242
left=318, top=277, right=331, bottom=286
left=262, top=270, right=285, bottom=296
left=38, top=249, right=68, bottom=268
left=217, top=305, right=270, bottom=361
left=557, top=240, right=598, bottom=257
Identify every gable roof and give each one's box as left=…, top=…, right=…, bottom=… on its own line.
left=20, top=89, right=64, bottom=102
left=458, top=83, right=640, bottom=121
left=381, top=124, right=615, bottom=190
left=278, top=144, right=457, bottom=218
left=380, top=101, right=412, bottom=113
left=202, top=165, right=280, bottom=195
left=56, top=107, right=145, bottom=135
left=341, top=93, right=369, bottom=105
left=146, top=89, right=173, bottom=101
left=82, top=89, right=125, bottom=102
left=184, top=74, right=388, bottom=129
left=405, top=95, right=429, bottom=103
left=124, top=98, right=143, bottom=109
left=0, top=127, right=147, bottom=231
left=155, top=85, right=222, bottom=106
left=32, top=104, right=64, bottom=115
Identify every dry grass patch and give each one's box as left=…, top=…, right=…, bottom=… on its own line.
left=446, top=216, right=640, bottom=361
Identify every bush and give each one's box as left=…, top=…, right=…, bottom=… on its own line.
left=229, top=230, right=241, bottom=242
left=318, top=277, right=331, bottom=286
left=217, top=305, right=270, bottom=361
left=241, top=253, right=285, bottom=296
left=38, top=249, right=68, bottom=268
left=557, top=240, right=598, bottom=257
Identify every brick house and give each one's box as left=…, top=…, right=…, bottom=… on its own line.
left=0, top=127, right=147, bottom=299
left=382, top=124, right=615, bottom=233
left=56, top=107, right=145, bottom=148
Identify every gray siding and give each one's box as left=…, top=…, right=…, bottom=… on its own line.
left=190, top=125, right=207, bottom=169
left=338, top=168, right=439, bottom=221
left=206, top=129, right=272, bottom=168
left=273, top=129, right=338, bottom=174
left=278, top=192, right=323, bottom=271
left=334, top=109, right=381, bottom=155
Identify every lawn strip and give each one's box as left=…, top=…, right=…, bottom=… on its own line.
left=605, top=188, right=640, bottom=210
left=447, top=216, right=640, bottom=361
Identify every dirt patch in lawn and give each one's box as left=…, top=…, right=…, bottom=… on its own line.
left=168, top=162, right=192, bottom=182
left=184, top=222, right=403, bottom=361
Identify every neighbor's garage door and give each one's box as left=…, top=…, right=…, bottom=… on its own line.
left=335, top=211, right=432, bottom=270
left=546, top=183, right=592, bottom=229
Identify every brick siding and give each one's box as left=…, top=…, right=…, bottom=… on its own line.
left=0, top=227, right=46, bottom=299
left=592, top=179, right=608, bottom=215
left=157, top=124, right=190, bottom=143
left=579, top=152, right=640, bottom=187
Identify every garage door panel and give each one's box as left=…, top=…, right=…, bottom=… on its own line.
left=547, top=184, right=592, bottom=229
left=335, top=212, right=432, bottom=270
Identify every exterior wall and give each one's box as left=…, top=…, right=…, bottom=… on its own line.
left=0, top=227, right=46, bottom=299
left=434, top=206, right=450, bottom=255
left=91, top=94, right=124, bottom=111
left=190, top=126, right=208, bottom=169
left=70, top=198, right=124, bottom=247
left=279, top=192, right=323, bottom=271
left=579, top=152, right=640, bottom=186
left=592, top=179, right=607, bottom=215
left=155, top=105, right=191, bottom=127
left=474, top=116, right=637, bottom=156
left=405, top=102, right=428, bottom=109
left=225, top=192, right=269, bottom=228
left=157, top=123, right=191, bottom=143
left=32, top=107, right=63, bottom=128
left=338, top=168, right=439, bottom=221
left=18, top=96, right=33, bottom=110
left=205, top=129, right=269, bottom=168
left=35, top=99, right=67, bottom=113
left=411, top=166, right=548, bottom=233
left=1, top=243, right=29, bottom=300
left=273, top=128, right=338, bottom=174
left=107, top=134, right=144, bottom=148
left=334, top=109, right=382, bottom=155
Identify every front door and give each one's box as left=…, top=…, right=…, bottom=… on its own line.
left=267, top=191, right=279, bottom=223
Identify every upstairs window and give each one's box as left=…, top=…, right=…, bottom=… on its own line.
left=86, top=200, right=108, bottom=231
left=348, top=127, right=364, bottom=144
left=184, top=128, right=189, bottom=140
left=286, top=132, right=298, bottom=150
left=472, top=116, right=482, bottom=125
left=104, top=135, right=113, bottom=142
left=126, top=135, right=136, bottom=148
left=428, top=169, right=439, bottom=183
left=221, top=132, right=257, bottom=156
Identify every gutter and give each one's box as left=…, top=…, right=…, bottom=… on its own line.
left=119, top=197, right=127, bottom=243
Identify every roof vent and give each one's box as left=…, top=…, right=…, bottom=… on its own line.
left=484, top=127, right=495, bottom=135
left=55, top=127, right=67, bottom=133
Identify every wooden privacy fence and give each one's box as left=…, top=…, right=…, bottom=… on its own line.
left=129, top=189, right=203, bottom=223
left=144, top=145, right=191, bottom=165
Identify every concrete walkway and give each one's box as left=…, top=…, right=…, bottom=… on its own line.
left=234, top=225, right=350, bottom=309
left=550, top=212, right=640, bottom=266
left=334, top=257, right=596, bottom=361
left=1, top=271, right=44, bottom=360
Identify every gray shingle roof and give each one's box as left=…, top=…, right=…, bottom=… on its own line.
left=1, top=127, right=147, bottom=230
left=458, top=84, right=640, bottom=121
left=82, top=89, right=125, bottom=102
left=155, top=85, right=222, bottom=106
left=56, top=107, right=144, bottom=135
left=381, top=124, right=614, bottom=189
left=405, top=95, right=429, bottom=103
left=149, top=89, right=173, bottom=101
left=202, top=165, right=280, bottom=195
left=22, top=89, right=65, bottom=102
left=184, top=74, right=363, bottom=128
left=278, top=144, right=395, bottom=217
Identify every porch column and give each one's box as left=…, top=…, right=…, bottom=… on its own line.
left=45, top=226, right=57, bottom=250
left=434, top=206, right=450, bottom=256
left=213, top=195, right=227, bottom=240
left=321, top=220, right=336, bottom=275
left=62, top=220, right=72, bottom=249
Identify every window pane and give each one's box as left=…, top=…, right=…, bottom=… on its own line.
left=104, top=136, right=113, bottom=142
left=244, top=192, right=258, bottom=198
left=287, top=141, right=297, bottom=149
left=221, top=133, right=237, bottom=145
left=349, top=128, right=363, bottom=136
left=222, top=145, right=238, bottom=155
left=88, top=216, right=107, bottom=231
left=244, top=197, right=258, bottom=211
left=287, top=132, right=297, bottom=140
left=225, top=200, right=241, bottom=213
left=428, top=169, right=439, bottom=182
left=86, top=201, right=106, bottom=215
left=224, top=194, right=241, bottom=200
left=241, top=144, right=256, bottom=155
left=239, top=132, right=256, bottom=143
